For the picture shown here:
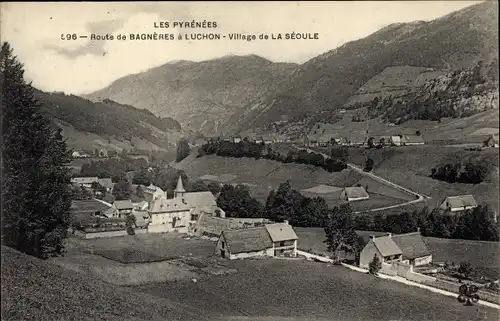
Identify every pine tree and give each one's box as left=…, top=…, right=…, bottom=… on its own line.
left=324, top=203, right=359, bottom=263
left=1, top=42, right=72, bottom=258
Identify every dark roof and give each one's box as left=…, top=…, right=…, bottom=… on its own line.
left=97, top=178, right=114, bottom=189
left=71, top=199, right=111, bottom=213
left=196, top=214, right=232, bottom=236
left=113, top=200, right=133, bottom=210
left=392, top=232, right=431, bottom=260
left=372, top=235, right=402, bottom=257
left=222, top=227, right=273, bottom=254
left=440, top=195, right=478, bottom=210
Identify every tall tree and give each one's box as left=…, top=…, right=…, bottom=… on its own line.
left=176, top=138, right=191, bottom=162
left=112, top=179, right=132, bottom=200
left=1, top=42, right=72, bottom=258
left=324, top=204, right=359, bottom=262
left=217, top=184, right=263, bottom=218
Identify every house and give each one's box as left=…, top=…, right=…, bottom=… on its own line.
left=349, top=137, right=365, bottom=147
left=194, top=138, right=208, bottom=146
left=318, top=135, right=331, bottom=147
left=359, top=233, right=402, bottom=268
left=390, top=135, right=402, bottom=146
left=401, top=135, right=425, bottom=146
left=359, top=231, right=432, bottom=268
left=262, top=135, right=274, bottom=144
left=341, top=187, right=369, bottom=202
left=147, top=176, right=221, bottom=234
left=216, top=227, right=273, bottom=259
left=69, top=199, right=125, bottom=231
left=233, top=137, right=242, bottom=144
left=71, top=177, right=99, bottom=188
left=134, top=200, right=149, bottom=211
left=216, top=221, right=298, bottom=260
left=484, top=134, right=499, bottom=148
left=97, top=148, right=108, bottom=158
left=439, top=195, right=478, bottom=213
left=97, top=178, right=114, bottom=193
left=71, top=151, right=82, bottom=158
left=265, top=222, right=298, bottom=257
left=70, top=199, right=112, bottom=217
left=143, top=184, right=165, bottom=206
left=112, top=200, right=134, bottom=218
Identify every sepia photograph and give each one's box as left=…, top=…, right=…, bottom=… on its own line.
left=1, top=1, right=499, bottom=320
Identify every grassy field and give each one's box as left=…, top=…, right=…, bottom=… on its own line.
left=51, top=234, right=220, bottom=285
left=1, top=245, right=206, bottom=321
left=136, top=258, right=499, bottom=321
left=295, top=227, right=500, bottom=279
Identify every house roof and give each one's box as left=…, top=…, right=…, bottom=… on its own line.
left=440, top=195, right=478, bottom=209
left=372, top=235, right=402, bottom=257
left=70, top=199, right=111, bottom=213
left=113, top=200, right=133, bottom=210
left=97, top=178, right=114, bottom=189
left=196, top=214, right=233, bottom=236
left=402, top=135, right=424, bottom=143
left=71, top=177, right=99, bottom=184
left=392, top=232, right=431, bottom=260
left=149, top=197, right=191, bottom=214
left=265, top=223, right=297, bottom=242
left=222, top=227, right=273, bottom=254
left=344, top=187, right=369, bottom=199
left=184, top=191, right=217, bottom=208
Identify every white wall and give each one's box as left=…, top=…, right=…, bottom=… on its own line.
left=414, top=255, right=432, bottom=266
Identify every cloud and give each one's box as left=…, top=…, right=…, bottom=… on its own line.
left=44, top=19, right=126, bottom=58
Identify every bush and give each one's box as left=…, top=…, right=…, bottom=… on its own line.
left=368, top=254, right=381, bottom=275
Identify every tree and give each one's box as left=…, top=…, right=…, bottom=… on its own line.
left=416, top=130, right=421, bottom=136
left=217, top=184, right=263, bottom=218
left=367, top=137, right=375, bottom=148
left=176, top=138, right=191, bottom=162
left=364, top=158, right=375, bottom=172
left=458, top=261, right=474, bottom=280
left=323, top=204, right=359, bottom=263
left=264, top=181, right=305, bottom=222
left=1, top=42, right=72, bottom=259
left=132, top=168, right=152, bottom=186
left=207, top=181, right=221, bottom=196
left=368, top=254, right=382, bottom=275
left=112, top=179, right=132, bottom=200
left=125, top=214, right=136, bottom=235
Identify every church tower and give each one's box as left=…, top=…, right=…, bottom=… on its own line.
left=174, top=175, right=186, bottom=198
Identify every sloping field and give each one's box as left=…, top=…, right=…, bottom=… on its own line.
left=1, top=246, right=206, bottom=321
left=137, top=259, right=499, bottom=321
left=295, top=227, right=500, bottom=279
left=370, top=146, right=499, bottom=209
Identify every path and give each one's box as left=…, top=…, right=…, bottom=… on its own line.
left=291, top=144, right=429, bottom=213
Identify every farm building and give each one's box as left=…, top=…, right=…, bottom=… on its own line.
left=112, top=200, right=134, bottom=218
left=484, top=134, right=499, bottom=148
left=401, top=135, right=425, bottom=146
left=216, top=222, right=298, bottom=260
left=71, top=177, right=99, bottom=188
left=341, top=187, right=369, bottom=202
left=97, top=178, right=114, bottom=193
left=439, top=195, right=478, bottom=213
left=389, top=136, right=402, bottom=146
left=359, top=231, right=432, bottom=268
left=143, top=184, right=165, bottom=205
left=191, top=213, right=267, bottom=238
left=70, top=199, right=112, bottom=218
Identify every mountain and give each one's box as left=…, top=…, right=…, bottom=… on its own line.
left=35, top=89, right=184, bottom=153
left=227, top=1, right=498, bottom=133
left=85, top=55, right=298, bottom=135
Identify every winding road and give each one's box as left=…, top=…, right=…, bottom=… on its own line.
left=291, top=144, right=430, bottom=213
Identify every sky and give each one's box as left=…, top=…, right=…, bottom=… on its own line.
left=1, top=1, right=482, bottom=94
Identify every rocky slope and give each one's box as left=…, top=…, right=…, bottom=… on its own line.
left=228, top=1, right=498, bottom=133
left=85, top=55, right=297, bottom=135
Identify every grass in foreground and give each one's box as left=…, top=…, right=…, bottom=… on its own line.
left=0, top=246, right=206, bottom=321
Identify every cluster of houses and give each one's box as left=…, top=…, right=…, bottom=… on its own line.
left=304, top=134, right=425, bottom=148
left=71, top=148, right=109, bottom=159
left=70, top=176, right=226, bottom=235
left=200, top=133, right=291, bottom=146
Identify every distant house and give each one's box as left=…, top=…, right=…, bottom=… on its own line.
left=97, top=178, right=114, bottom=193
left=194, top=138, right=208, bottom=146
left=401, top=135, right=425, bottom=146
left=233, top=137, right=242, bottom=144
left=390, top=135, right=402, bottom=146
left=72, top=151, right=82, bottom=158
left=98, top=148, right=108, bottom=158
left=192, top=214, right=268, bottom=238
left=318, top=135, right=331, bottom=147
left=216, top=221, right=298, bottom=260
left=359, top=231, right=432, bottom=268
left=70, top=199, right=112, bottom=218
left=112, top=200, right=134, bottom=218
left=349, top=137, right=365, bottom=147
left=262, top=135, right=274, bottom=144
left=484, top=134, right=499, bottom=148
left=341, top=187, right=369, bottom=202
left=143, top=184, right=165, bottom=207
left=439, top=195, right=478, bottom=213
left=70, top=199, right=124, bottom=231
left=71, top=177, right=99, bottom=188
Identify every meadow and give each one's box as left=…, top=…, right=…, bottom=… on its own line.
left=136, top=258, right=498, bottom=321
